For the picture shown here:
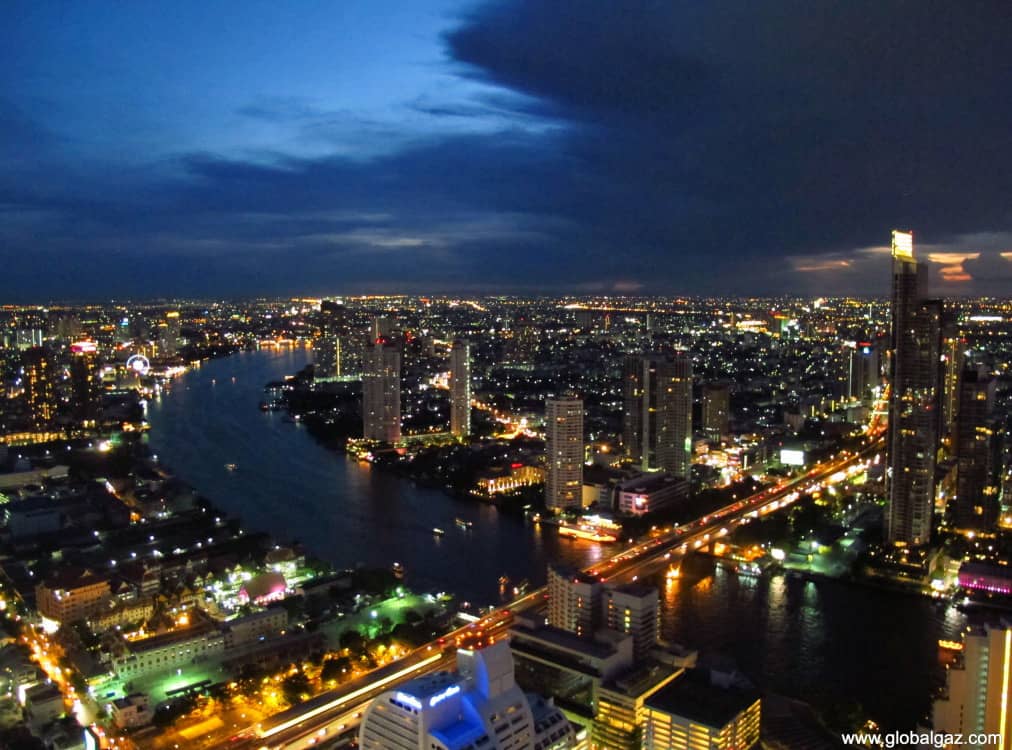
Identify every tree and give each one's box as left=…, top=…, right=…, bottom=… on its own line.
left=339, top=629, right=364, bottom=652
left=321, top=656, right=352, bottom=684
left=281, top=672, right=312, bottom=705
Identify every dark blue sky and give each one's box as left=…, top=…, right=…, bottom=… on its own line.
left=2, top=0, right=1011, bottom=300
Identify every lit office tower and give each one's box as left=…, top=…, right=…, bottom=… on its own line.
left=886, top=230, right=942, bottom=546
left=847, top=341, right=880, bottom=402
left=934, top=620, right=1012, bottom=743
left=545, top=397, right=584, bottom=512
left=701, top=383, right=730, bottom=441
left=449, top=339, right=471, bottom=438
left=362, top=337, right=401, bottom=443
left=623, top=352, right=693, bottom=478
left=161, top=311, right=181, bottom=357
left=955, top=365, right=1001, bottom=531
left=603, top=584, right=659, bottom=662
left=547, top=564, right=602, bottom=637
left=22, top=347, right=57, bottom=429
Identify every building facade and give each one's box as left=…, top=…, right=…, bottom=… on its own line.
left=450, top=339, right=471, bottom=438
left=955, top=365, right=1001, bottom=531
left=363, top=337, right=402, bottom=443
left=623, top=353, right=693, bottom=478
left=886, top=230, right=941, bottom=546
left=545, top=397, right=584, bottom=512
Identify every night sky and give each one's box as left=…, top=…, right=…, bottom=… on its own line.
left=2, top=1, right=1011, bottom=300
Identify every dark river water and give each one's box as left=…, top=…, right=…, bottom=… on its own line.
left=146, top=347, right=967, bottom=730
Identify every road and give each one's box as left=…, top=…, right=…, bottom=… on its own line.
left=218, top=436, right=884, bottom=749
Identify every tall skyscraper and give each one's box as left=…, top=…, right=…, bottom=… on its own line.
left=623, top=352, right=693, bottom=477
left=314, top=301, right=344, bottom=379
left=70, top=345, right=100, bottom=424
left=362, top=337, right=401, bottom=443
left=22, top=347, right=57, bottom=430
left=886, top=230, right=942, bottom=547
left=545, top=397, right=584, bottom=512
left=934, top=620, right=1012, bottom=743
left=449, top=339, right=471, bottom=438
left=161, top=311, right=181, bottom=358
left=701, top=383, right=730, bottom=441
left=955, top=364, right=1001, bottom=531
left=847, top=341, right=880, bottom=402
left=941, top=324, right=966, bottom=450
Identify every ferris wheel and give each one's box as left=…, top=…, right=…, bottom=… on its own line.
left=126, top=354, right=151, bottom=376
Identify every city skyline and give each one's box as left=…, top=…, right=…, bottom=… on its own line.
left=3, top=1, right=1012, bottom=299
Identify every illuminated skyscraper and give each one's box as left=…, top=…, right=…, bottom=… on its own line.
left=69, top=343, right=100, bottom=424
left=545, top=397, right=583, bottom=512
left=847, top=341, right=880, bottom=402
left=954, top=365, right=1001, bottom=531
left=161, top=311, right=181, bottom=357
left=701, top=383, right=730, bottom=441
left=941, top=325, right=966, bottom=449
left=314, top=302, right=344, bottom=378
left=449, top=339, right=471, bottom=438
left=886, top=230, right=942, bottom=546
left=623, top=352, right=693, bottom=478
left=362, top=337, right=401, bottom=443
left=22, top=347, right=57, bottom=429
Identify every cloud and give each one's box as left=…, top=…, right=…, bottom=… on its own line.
left=2, top=0, right=1012, bottom=298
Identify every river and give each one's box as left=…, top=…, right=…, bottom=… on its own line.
left=146, top=347, right=967, bottom=730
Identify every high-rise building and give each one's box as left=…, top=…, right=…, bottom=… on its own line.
left=450, top=339, right=471, bottom=438
left=545, top=397, right=584, bottom=512
left=362, top=337, right=401, bottom=443
left=886, top=230, right=942, bottom=547
left=954, top=365, right=1001, bottom=531
left=314, top=302, right=345, bottom=379
left=371, top=315, right=396, bottom=342
left=701, top=383, right=730, bottom=441
left=934, top=620, right=1012, bottom=743
left=70, top=345, right=100, bottom=424
left=941, top=325, right=966, bottom=450
left=623, top=352, right=693, bottom=478
left=358, top=641, right=577, bottom=750
left=602, top=584, right=659, bottom=663
left=510, top=313, right=538, bottom=363
left=22, top=347, right=57, bottom=429
left=161, top=311, right=181, bottom=358
left=847, top=341, right=880, bottom=402
left=547, top=564, right=602, bottom=637
left=591, top=665, right=683, bottom=750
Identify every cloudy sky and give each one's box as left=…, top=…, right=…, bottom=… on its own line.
left=2, top=0, right=1010, bottom=300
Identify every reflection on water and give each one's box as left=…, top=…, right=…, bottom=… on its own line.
left=149, top=349, right=967, bottom=731
left=146, top=349, right=598, bottom=604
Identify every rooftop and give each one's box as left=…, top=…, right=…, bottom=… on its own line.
left=646, top=669, right=759, bottom=728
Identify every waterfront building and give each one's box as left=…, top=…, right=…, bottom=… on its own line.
left=160, top=310, right=181, bottom=357
left=602, top=584, right=659, bottom=664
left=546, top=397, right=584, bottom=512
left=363, top=336, right=402, bottom=443
left=450, top=339, right=471, bottom=438
left=886, top=230, right=942, bottom=546
left=548, top=564, right=603, bottom=637
left=21, top=347, right=57, bottom=429
left=590, top=663, right=683, bottom=750
left=954, top=365, right=1001, bottom=532
left=358, top=641, right=577, bottom=750
left=615, top=473, right=690, bottom=517
left=641, top=670, right=761, bottom=750
left=314, top=302, right=343, bottom=378
left=702, top=383, right=730, bottom=441
left=934, top=620, right=1012, bottom=745
left=622, top=352, right=693, bottom=478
